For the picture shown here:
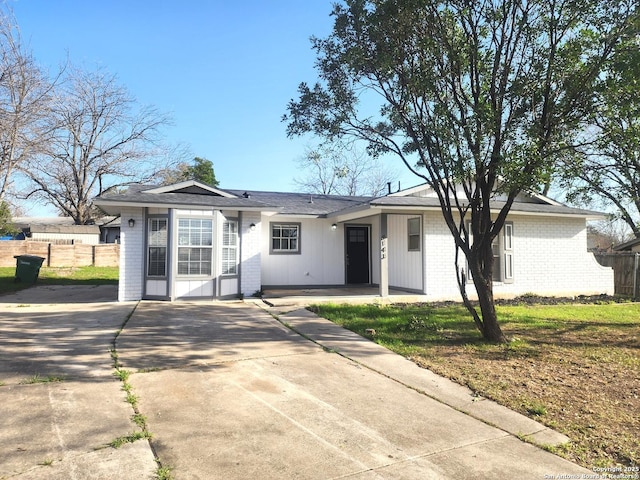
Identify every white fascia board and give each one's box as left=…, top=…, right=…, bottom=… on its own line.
left=269, top=213, right=325, bottom=219
left=329, top=206, right=382, bottom=223
left=504, top=209, right=606, bottom=221
left=329, top=202, right=604, bottom=221
left=525, top=191, right=563, bottom=206
left=94, top=200, right=279, bottom=214
left=388, top=182, right=432, bottom=197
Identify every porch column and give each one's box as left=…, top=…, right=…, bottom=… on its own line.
left=379, top=213, right=389, bottom=297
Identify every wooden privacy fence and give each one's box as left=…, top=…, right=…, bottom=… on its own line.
left=594, top=252, right=640, bottom=298
left=0, top=241, right=119, bottom=268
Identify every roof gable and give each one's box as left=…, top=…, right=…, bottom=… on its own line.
left=143, top=180, right=237, bottom=198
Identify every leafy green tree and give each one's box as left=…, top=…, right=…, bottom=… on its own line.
left=159, top=157, right=219, bottom=187
left=182, top=157, right=219, bottom=187
left=0, top=200, right=17, bottom=235
left=284, top=0, right=636, bottom=341
left=561, top=29, right=640, bottom=238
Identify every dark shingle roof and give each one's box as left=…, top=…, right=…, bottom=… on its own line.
left=613, top=237, right=640, bottom=251
left=226, top=190, right=373, bottom=216
left=94, top=183, right=603, bottom=219
left=95, top=187, right=279, bottom=215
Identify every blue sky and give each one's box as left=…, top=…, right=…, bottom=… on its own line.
left=11, top=0, right=419, bottom=216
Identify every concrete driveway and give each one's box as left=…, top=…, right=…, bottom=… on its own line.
left=0, top=285, right=155, bottom=479
left=0, top=286, right=593, bottom=479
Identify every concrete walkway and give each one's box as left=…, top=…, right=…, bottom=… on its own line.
left=0, top=285, right=156, bottom=479
left=276, top=307, right=569, bottom=447
left=0, top=285, right=593, bottom=479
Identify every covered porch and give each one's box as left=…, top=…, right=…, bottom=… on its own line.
left=260, top=286, right=430, bottom=309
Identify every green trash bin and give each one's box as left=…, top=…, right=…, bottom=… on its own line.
left=14, top=255, right=45, bottom=283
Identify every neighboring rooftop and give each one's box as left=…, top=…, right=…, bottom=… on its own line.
left=613, top=237, right=640, bottom=252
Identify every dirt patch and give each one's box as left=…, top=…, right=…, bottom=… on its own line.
left=494, top=294, right=631, bottom=306
left=314, top=299, right=640, bottom=469
left=410, top=321, right=639, bottom=468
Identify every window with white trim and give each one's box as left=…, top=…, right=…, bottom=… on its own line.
left=148, top=218, right=168, bottom=277
left=177, top=218, right=212, bottom=275
left=222, top=220, right=238, bottom=275
left=408, top=217, right=421, bottom=251
left=271, top=223, right=300, bottom=254
left=467, top=221, right=514, bottom=283
left=503, top=223, right=514, bottom=282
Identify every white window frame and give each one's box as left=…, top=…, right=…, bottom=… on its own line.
left=147, top=218, right=167, bottom=277
left=270, top=222, right=301, bottom=254
left=408, top=217, right=421, bottom=252
left=177, top=218, right=213, bottom=276
left=503, top=223, right=514, bottom=283
left=221, top=220, right=238, bottom=276
left=467, top=221, right=514, bottom=283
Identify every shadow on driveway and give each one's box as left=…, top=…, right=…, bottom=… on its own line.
left=0, top=284, right=118, bottom=304
left=117, top=301, right=320, bottom=371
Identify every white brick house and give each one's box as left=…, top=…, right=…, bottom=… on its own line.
left=94, top=180, right=613, bottom=302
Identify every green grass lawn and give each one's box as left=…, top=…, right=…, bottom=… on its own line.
left=0, top=266, right=119, bottom=295
left=311, top=300, right=640, bottom=469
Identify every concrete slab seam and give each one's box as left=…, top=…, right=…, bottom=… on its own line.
left=328, top=434, right=516, bottom=480
left=230, top=379, right=373, bottom=472
left=267, top=306, right=567, bottom=452
left=111, top=300, right=163, bottom=476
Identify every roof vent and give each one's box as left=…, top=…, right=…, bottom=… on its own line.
left=243, top=192, right=251, bottom=198
left=309, top=195, right=314, bottom=204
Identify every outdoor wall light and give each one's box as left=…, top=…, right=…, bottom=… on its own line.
left=331, top=223, right=337, bottom=231
left=128, top=218, right=135, bottom=228
left=249, top=223, right=256, bottom=231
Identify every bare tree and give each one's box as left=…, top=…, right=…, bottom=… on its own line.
left=21, top=67, right=174, bottom=224
left=294, top=141, right=396, bottom=196
left=0, top=9, right=55, bottom=203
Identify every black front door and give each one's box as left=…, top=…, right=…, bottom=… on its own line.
left=346, top=226, right=370, bottom=284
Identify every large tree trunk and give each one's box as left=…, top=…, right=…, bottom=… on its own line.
left=473, top=274, right=505, bottom=343
left=466, top=245, right=507, bottom=343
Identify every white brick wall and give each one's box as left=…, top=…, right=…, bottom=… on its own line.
left=240, top=211, right=262, bottom=296
left=116, top=205, right=613, bottom=302
left=118, top=207, right=145, bottom=301
left=423, top=212, right=460, bottom=299
left=422, top=212, right=614, bottom=301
